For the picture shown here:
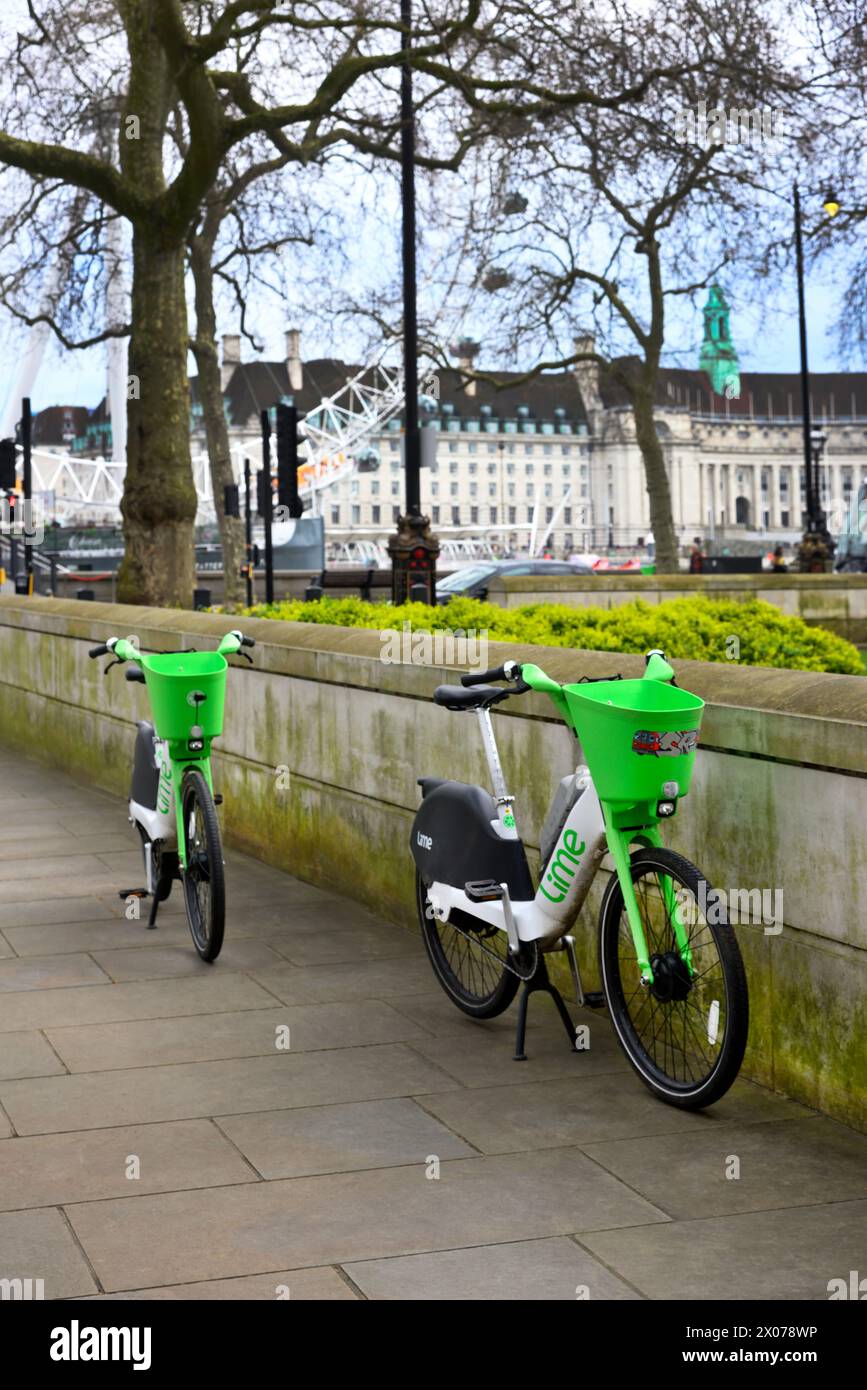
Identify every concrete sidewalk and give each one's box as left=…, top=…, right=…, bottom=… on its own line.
left=0, top=746, right=864, bottom=1301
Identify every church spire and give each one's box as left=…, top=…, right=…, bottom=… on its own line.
left=699, top=285, right=740, bottom=398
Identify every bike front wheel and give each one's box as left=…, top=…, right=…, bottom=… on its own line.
left=598, top=848, right=748, bottom=1109
left=180, top=768, right=225, bottom=962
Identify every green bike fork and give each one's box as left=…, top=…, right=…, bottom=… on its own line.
left=171, top=755, right=214, bottom=871
left=604, top=819, right=694, bottom=986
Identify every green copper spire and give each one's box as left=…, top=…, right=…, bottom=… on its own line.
left=699, top=285, right=740, bottom=399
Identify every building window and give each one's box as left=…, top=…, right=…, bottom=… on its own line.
left=525, top=443, right=534, bottom=456
left=449, top=442, right=458, bottom=453
left=490, top=505, right=498, bottom=524
left=546, top=507, right=554, bottom=523
left=393, top=506, right=400, bottom=522
left=432, top=505, right=440, bottom=523
left=564, top=507, right=572, bottom=525
left=470, top=482, right=478, bottom=497
left=392, top=480, right=400, bottom=496
left=508, top=506, right=516, bottom=523
left=372, top=504, right=380, bottom=523
left=450, top=482, right=458, bottom=497
left=351, top=505, right=360, bottom=524
left=371, top=480, right=380, bottom=496
left=543, top=443, right=553, bottom=456
left=331, top=506, right=340, bottom=524
left=452, top=506, right=460, bottom=524
left=470, top=506, right=478, bottom=524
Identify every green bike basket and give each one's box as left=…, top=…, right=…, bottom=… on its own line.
left=140, top=651, right=228, bottom=745
left=563, top=678, right=704, bottom=808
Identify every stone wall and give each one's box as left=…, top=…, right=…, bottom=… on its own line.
left=0, top=595, right=864, bottom=1130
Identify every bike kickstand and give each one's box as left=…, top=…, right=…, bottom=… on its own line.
left=513, top=954, right=578, bottom=1061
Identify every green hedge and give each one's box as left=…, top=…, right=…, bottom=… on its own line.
left=242, top=594, right=864, bottom=674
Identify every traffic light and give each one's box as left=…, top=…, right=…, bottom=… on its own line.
left=224, top=483, right=240, bottom=519
left=0, top=438, right=18, bottom=491
left=275, top=403, right=306, bottom=519
left=256, top=468, right=272, bottom=517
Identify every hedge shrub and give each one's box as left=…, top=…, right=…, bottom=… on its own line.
left=242, top=594, right=864, bottom=675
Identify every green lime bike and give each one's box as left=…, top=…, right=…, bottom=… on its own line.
left=411, top=650, right=749, bottom=1109
left=89, top=629, right=255, bottom=961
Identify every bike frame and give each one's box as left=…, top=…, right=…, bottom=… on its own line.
left=425, top=703, right=692, bottom=987
left=129, top=737, right=215, bottom=875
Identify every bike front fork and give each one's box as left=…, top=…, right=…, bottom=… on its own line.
left=604, top=821, right=693, bottom=987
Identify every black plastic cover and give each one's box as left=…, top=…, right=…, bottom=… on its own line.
left=410, top=779, right=534, bottom=901
left=130, top=721, right=160, bottom=811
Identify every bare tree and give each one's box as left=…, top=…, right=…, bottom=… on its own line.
left=413, top=0, right=805, bottom=570
left=0, top=0, right=482, bottom=606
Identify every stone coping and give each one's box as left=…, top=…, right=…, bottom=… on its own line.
left=488, top=572, right=867, bottom=592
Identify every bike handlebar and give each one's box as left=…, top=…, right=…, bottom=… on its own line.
left=88, top=643, right=110, bottom=659
left=460, top=659, right=521, bottom=688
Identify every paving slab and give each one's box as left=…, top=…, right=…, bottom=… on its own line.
left=582, top=1116, right=867, bottom=1219
left=46, top=1001, right=429, bottom=1072
left=0, top=972, right=277, bottom=1032
left=345, top=1235, right=641, bottom=1301
left=580, top=1199, right=867, bottom=1300
left=216, top=1097, right=476, bottom=1178
left=0, top=1043, right=462, bottom=1134
left=0, top=1207, right=98, bottom=1298
left=90, top=940, right=286, bottom=982
left=0, top=1119, right=255, bottom=1210
left=0, top=1030, right=66, bottom=1081
left=420, top=1074, right=814, bottom=1154
left=0, top=953, right=110, bottom=993
left=65, top=1148, right=668, bottom=1291
left=251, top=955, right=439, bottom=1004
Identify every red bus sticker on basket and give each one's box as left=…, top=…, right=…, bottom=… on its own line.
left=632, top=729, right=699, bottom=757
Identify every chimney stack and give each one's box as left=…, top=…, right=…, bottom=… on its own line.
left=221, top=334, right=241, bottom=391
left=451, top=337, right=481, bottom=398
left=286, top=329, right=303, bottom=392
left=572, top=333, right=602, bottom=422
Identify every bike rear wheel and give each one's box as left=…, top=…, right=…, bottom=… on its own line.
left=416, top=872, right=520, bottom=1018
left=180, top=768, right=225, bottom=962
left=599, top=848, right=748, bottom=1109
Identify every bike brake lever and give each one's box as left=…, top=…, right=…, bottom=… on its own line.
left=103, top=658, right=121, bottom=676
left=231, top=651, right=253, bottom=664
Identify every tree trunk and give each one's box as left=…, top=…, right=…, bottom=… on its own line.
left=632, top=386, right=679, bottom=573
left=117, top=227, right=197, bottom=607
left=190, top=234, right=245, bottom=607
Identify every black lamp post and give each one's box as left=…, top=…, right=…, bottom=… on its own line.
left=794, top=182, right=840, bottom=570
left=389, top=0, right=439, bottom=603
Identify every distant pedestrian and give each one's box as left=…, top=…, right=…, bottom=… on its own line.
left=771, top=544, right=787, bottom=573
left=645, top=530, right=655, bottom=562
left=689, top=537, right=704, bottom=574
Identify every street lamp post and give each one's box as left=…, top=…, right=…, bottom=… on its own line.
left=388, top=0, right=439, bottom=603
left=794, top=182, right=839, bottom=571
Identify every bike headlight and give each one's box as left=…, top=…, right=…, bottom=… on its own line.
left=656, top=799, right=676, bottom=818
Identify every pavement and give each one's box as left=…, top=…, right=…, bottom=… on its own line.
left=0, top=744, right=865, bottom=1302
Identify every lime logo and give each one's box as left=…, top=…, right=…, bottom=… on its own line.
left=416, top=831, right=432, bottom=850
left=540, top=828, right=586, bottom=904
left=503, top=811, right=516, bottom=829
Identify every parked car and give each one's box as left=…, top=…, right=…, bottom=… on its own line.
left=435, top=558, right=593, bottom=604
